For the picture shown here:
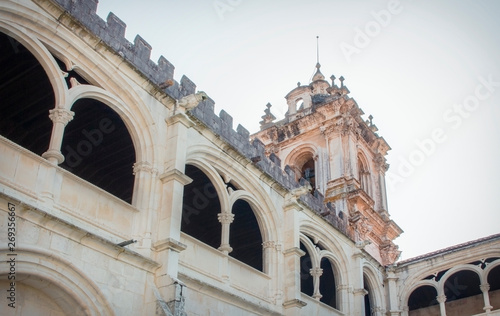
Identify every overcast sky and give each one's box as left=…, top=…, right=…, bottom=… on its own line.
left=97, top=0, right=500, bottom=260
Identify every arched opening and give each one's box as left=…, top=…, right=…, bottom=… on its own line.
left=488, top=265, right=500, bottom=311
left=0, top=32, right=54, bottom=155
left=357, top=154, right=371, bottom=197
left=229, top=199, right=263, bottom=271
left=300, top=241, right=314, bottom=297
left=0, top=277, right=87, bottom=315
left=444, top=270, right=483, bottom=315
left=60, top=98, right=136, bottom=203
left=408, top=285, right=439, bottom=315
left=181, top=164, right=221, bottom=249
left=319, top=257, right=337, bottom=309
left=363, top=275, right=373, bottom=316
left=301, top=157, right=316, bottom=194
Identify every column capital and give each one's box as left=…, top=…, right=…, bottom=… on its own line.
left=309, top=267, right=323, bottom=277
left=436, top=294, right=447, bottom=303
left=49, top=108, right=74, bottom=125
left=480, top=283, right=490, bottom=292
left=217, top=212, right=235, bottom=224
left=133, top=161, right=159, bottom=176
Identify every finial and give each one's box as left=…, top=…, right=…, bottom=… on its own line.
left=260, top=102, right=276, bottom=129
left=316, top=35, right=320, bottom=65
left=368, top=114, right=373, bottom=126
left=297, top=82, right=301, bottom=87
left=330, top=75, right=336, bottom=86
left=339, top=76, right=345, bottom=88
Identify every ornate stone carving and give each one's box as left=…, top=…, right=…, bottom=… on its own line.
left=217, top=212, right=235, bottom=224
left=48, top=108, right=74, bottom=125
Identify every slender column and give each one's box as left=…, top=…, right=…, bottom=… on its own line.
left=310, top=267, right=323, bottom=300
left=218, top=212, right=234, bottom=253
left=436, top=294, right=447, bottom=316
left=480, top=283, right=493, bottom=313
left=42, top=108, right=74, bottom=164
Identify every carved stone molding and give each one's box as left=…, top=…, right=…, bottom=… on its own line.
left=133, top=161, right=158, bottom=176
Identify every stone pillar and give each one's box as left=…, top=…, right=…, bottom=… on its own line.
left=154, top=112, right=194, bottom=304
left=131, top=161, right=158, bottom=253
left=436, top=294, right=447, bottom=316
left=337, top=284, right=350, bottom=312
left=282, top=194, right=307, bottom=315
left=480, top=283, right=493, bottom=313
left=386, top=267, right=402, bottom=316
left=42, top=108, right=74, bottom=164
left=352, top=248, right=366, bottom=315
left=218, top=212, right=234, bottom=253
left=310, top=267, right=323, bottom=300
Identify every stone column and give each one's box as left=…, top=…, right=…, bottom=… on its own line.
left=131, top=161, right=158, bottom=254
left=337, top=284, right=350, bottom=312
left=436, top=294, right=447, bottom=316
left=42, top=108, right=74, bottom=164
left=386, top=267, right=402, bottom=316
left=218, top=212, right=234, bottom=253
left=154, top=112, right=194, bottom=304
left=282, top=193, right=307, bottom=315
left=480, top=283, right=493, bottom=313
left=310, top=267, right=323, bottom=300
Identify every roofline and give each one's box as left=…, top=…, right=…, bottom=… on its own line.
left=396, top=233, right=500, bottom=266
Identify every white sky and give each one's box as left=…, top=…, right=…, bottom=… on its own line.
left=97, top=0, right=500, bottom=260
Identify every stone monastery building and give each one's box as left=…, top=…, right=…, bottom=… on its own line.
left=1, top=0, right=499, bottom=315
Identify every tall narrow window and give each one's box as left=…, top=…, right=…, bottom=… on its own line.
left=229, top=199, right=263, bottom=271
left=181, top=165, right=221, bottom=249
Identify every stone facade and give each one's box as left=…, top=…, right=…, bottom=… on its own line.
left=0, top=0, right=498, bottom=315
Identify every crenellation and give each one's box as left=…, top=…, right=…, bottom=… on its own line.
left=105, top=12, right=126, bottom=38
left=179, top=75, right=196, bottom=96
left=269, top=153, right=281, bottom=167
left=132, top=35, right=152, bottom=62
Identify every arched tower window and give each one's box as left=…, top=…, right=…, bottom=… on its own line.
left=181, top=164, right=221, bottom=249
left=301, top=157, right=316, bottom=194
left=229, top=199, right=263, bottom=271
left=0, top=32, right=54, bottom=155
left=60, top=98, right=136, bottom=203
left=357, top=154, right=371, bottom=197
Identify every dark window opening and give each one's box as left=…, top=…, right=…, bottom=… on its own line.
left=364, top=275, right=372, bottom=316
left=408, top=285, right=438, bottom=310
left=300, top=241, right=314, bottom=296
left=444, top=270, right=483, bottom=315
left=319, top=257, right=337, bottom=309
left=229, top=199, right=263, bottom=271
left=0, top=32, right=54, bottom=155
left=488, top=265, right=500, bottom=291
left=60, top=98, right=135, bottom=203
left=181, top=165, right=221, bottom=249
left=301, top=158, right=315, bottom=194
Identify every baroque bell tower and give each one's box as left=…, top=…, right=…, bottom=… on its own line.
left=252, top=62, right=402, bottom=265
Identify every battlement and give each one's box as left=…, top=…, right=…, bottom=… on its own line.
left=51, top=0, right=350, bottom=237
